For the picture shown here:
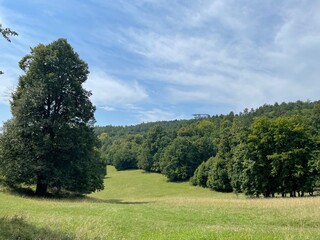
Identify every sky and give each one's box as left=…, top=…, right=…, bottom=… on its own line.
left=0, top=0, right=320, bottom=126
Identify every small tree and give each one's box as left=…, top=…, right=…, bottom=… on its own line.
left=190, top=158, right=213, bottom=187
left=0, top=39, right=105, bottom=195
left=111, top=140, right=138, bottom=171
left=138, top=125, right=171, bottom=172
left=160, top=137, right=199, bottom=181
left=207, top=155, right=232, bottom=192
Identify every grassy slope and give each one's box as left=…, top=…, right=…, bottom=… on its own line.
left=0, top=166, right=319, bottom=239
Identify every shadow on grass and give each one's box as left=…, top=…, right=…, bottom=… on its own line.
left=84, top=196, right=151, bottom=204
left=4, top=187, right=151, bottom=204
left=141, top=171, right=155, bottom=174
left=6, top=186, right=37, bottom=197
left=0, top=215, right=74, bottom=240
left=5, top=186, right=87, bottom=199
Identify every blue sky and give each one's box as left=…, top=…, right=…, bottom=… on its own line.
left=1, top=0, right=320, bottom=126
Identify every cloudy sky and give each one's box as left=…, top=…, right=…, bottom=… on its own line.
left=0, top=0, right=319, bottom=126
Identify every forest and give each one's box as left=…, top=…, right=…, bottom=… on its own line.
left=96, top=100, right=320, bottom=198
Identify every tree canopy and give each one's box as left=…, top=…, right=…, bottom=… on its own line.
left=97, top=100, right=320, bottom=197
left=0, top=38, right=106, bottom=196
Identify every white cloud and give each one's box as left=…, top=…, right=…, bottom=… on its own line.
left=136, top=108, right=186, bottom=123
left=263, top=1, right=320, bottom=102
left=85, top=70, right=148, bottom=110
left=99, top=106, right=115, bottom=112
left=114, top=0, right=320, bottom=113
left=1, top=0, right=320, bottom=125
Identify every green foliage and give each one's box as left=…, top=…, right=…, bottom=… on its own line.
left=0, top=24, right=18, bottom=42
left=161, top=137, right=200, bottom=181
left=207, top=155, right=232, bottom=192
left=106, top=134, right=144, bottom=170
left=160, top=120, right=216, bottom=182
left=242, top=117, right=275, bottom=197
left=112, top=140, right=138, bottom=171
left=192, top=117, right=235, bottom=191
left=96, top=100, right=320, bottom=197
left=242, top=116, right=316, bottom=197
left=0, top=120, right=35, bottom=187
left=229, top=143, right=248, bottom=193
left=0, top=23, right=18, bottom=74
left=137, top=125, right=172, bottom=172
left=0, top=39, right=105, bottom=195
left=190, top=158, right=213, bottom=187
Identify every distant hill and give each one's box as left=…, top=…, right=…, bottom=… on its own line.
left=96, top=100, right=320, bottom=198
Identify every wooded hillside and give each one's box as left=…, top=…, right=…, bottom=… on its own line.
left=96, top=100, right=320, bottom=197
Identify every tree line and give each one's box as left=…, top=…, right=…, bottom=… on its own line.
left=97, top=101, right=320, bottom=197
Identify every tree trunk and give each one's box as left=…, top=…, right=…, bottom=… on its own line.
left=36, top=175, right=48, bottom=196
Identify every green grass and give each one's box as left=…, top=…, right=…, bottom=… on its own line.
left=0, top=166, right=319, bottom=239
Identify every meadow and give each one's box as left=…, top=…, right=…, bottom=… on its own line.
left=0, top=166, right=319, bottom=239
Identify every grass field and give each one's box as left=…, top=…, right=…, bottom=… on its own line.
left=0, top=166, right=319, bottom=239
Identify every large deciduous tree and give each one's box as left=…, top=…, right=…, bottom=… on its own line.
left=242, top=116, right=314, bottom=197
left=0, top=38, right=105, bottom=196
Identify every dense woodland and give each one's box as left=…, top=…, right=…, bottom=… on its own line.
left=96, top=100, right=320, bottom=197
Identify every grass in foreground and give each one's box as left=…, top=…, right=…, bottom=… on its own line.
left=0, top=166, right=319, bottom=239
